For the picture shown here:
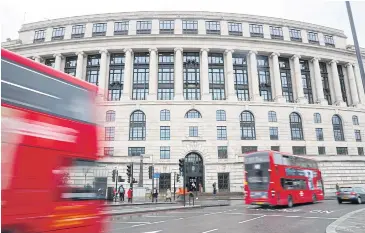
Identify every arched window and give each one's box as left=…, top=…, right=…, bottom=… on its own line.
left=106, top=110, right=116, bottom=122
left=216, top=110, right=226, bottom=121
left=332, top=115, right=344, bottom=141
left=352, top=115, right=359, bottom=125
left=268, top=111, right=277, bottom=122
left=129, top=110, right=146, bottom=141
left=240, top=111, right=256, bottom=140
left=185, top=109, right=202, bottom=118
left=290, top=112, right=304, bottom=140
left=160, top=109, right=170, bottom=121
left=313, top=113, right=321, bottom=123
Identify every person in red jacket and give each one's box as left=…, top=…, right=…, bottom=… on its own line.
left=127, top=188, right=133, bottom=203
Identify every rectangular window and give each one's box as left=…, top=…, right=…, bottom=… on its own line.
left=86, top=54, right=101, bottom=86
left=183, top=52, right=200, bottom=100
left=158, top=52, right=174, bottom=100
left=114, top=21, right=129, bottom=35
left=218, top=146, right=228, bottom=159
left=257, top=56, right=272, bottom=101
left=206, top=21, right=221, bottom=34
left=160, top=20, right=174, bottom=34
left=308, top=32, right=319, bottom=44
left=318, top=147, right=326, bottom=155
left=108, top=53, right=125, bottom=101
left=249, top=24, right=263, bottom=37
left=104, top=147, right=114, bottom=156
left=316, top=128, right=324, bottom=141
left=320, top=62, right=332, bottom=105
left=234, top=54, right=249, bottom=101
left=355, top=130, right=362, bottom=142
left=216, top=110, right=226, bottom=121
left=217, top=172, right=230, bottom=192
left=336, top=147, right=348, bottom=155
left=217, top=126, right=227, bottom=140
left=279, top=58, right=294, bottom=103
left=289, top=29, right=302, bottom=42
left=358, top=147, right=364, bottom=156
left=241, top=146, right=258, bottom=154
left=189, top=126, right=198, bottom=137
left=228, top=22, right=242, bottom=36
left=64, top=56, right=77, bottom=76
left=132, top=53, right=150, bottom=100
left=128, top=147, right=145, bottom=156
left=34, top=30, right=45, bottom=43
left=160, top=110, right=170, bottom=121
left=137, top=21, right=152, bottom=34
left=105, top=127, right=115, bottom=141
left=208, top=53, right=225, bottom=100
left=292, top=146, right=306, bottom=155
left=269, top=127, right=278, bottom=140
left=182, top=20, right=198, bottom=34
left=45, top=58, right=55, bottom=68
left=270, top=26, right=283, bottom=40
left=160, top=146, right=171, bottom=159
left=271, top=146, right=280, bottom=152
left=324, top=35, right=335, bottom=47
left=52, top=27, right=65, bottom=40
left=71, top=25, right=85, bottom=38
left=300, top=60, right=314, bottom=104
left=160, top=126, right=171, bottom=140
left=92, top=23, right=107, bottom=36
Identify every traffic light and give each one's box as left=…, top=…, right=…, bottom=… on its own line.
left=179, top=158, right=185, bottom=173
left=176, top=174, right=180, bottom=182
left=148, top=166, right=153, bottom=179
left=112, top=169, right=116, bottom=182
left=127, top=164, right=132, bottom=178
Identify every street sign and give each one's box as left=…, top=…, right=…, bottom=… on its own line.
left=153, top=173, right=160, bottom=179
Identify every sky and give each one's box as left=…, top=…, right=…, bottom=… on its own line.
left=1, top=0, right=365, bottom=47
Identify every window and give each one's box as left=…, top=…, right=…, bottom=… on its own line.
left=218, top=173, right=230, bottom=192
left=233, top=54, right=249, bottom=101
left=208, top=53, right=225, bottom=100
left=279, top=58, right=294, bottom=103
left=183, top=52, right=200, bottom=100
left=332, top=115, right=344, bottom=141
left=52, top=27, right=65, bottom=40
left=240, top=111, right=256, bottom=140
left=268, top=111, right=278, bottom=122
left=358, top=147, right=364, bottom=156
left=336, top=147, right=348, bottom=155
left=159, top=173, right=171, bottom=191
left=314, top=113, right=321, bottom=123
left=242, top=146, right=258, bottom=154
left=270, top=26, right=283, bottom=40
left=114, top=21, right=129, bottom=35
left=290, top=112, right=304, bottom=140
left=86, top=55, right=100, bottom=86
left=129, top=110, right=146, bottom=141
left=269, top=127, right=279, bottom=140
left=293, top=146, right=306, bottom=155
left=160, top=126, right=170, bottom=140
left=271, top=146, right=280, bottom=152
left=45, top=58, right=55, bottom=68
left=64, top=56, right=77, bottom=76
left=355, top=130, right=362, bottom=142
left=105, top=127, right=115, bottom=141
left=185, top=109, right=202, bottom=118
left=108, top=53, right=125, bottom=101
left=249, top=24, right=263, bottom=37
left=300, top=60, right=314, bottom=104
left=104, top=147, right=114, bottom=156
left=217, top=126, right=227, bottom=140
left=206, top=21, right=220, bottom=34
left=34, top=30, right=45, bottom=43
left=189, top=126, right=198, bottom=137
left=160, top=20, right=174, bottom=34
left=338, top=65, right=348, bottom=105
left=106, top=110, right=116, bottom=122
left=182, top=20, right=198, bottom=34
left=71, top=25, right=85, bottom=39
left=216, top=110, right=226, bottom=121
left=160, top=109, right=170, bottom=121
left=128, top=147, right=145, bottom=156
left=160, top=146, right=170, bottom=159
left=92, top=23, right=107, bottom=36
left=228, top=22, right=242, bottom=36
left=218, top=146, right=228, bottom=159
left=316, top=128, right=324, bottom=141
left=289, top=29, right=302, bottom=42
left=257, top=56, right=272, bottom=101
left=308, top=32, right=319, bottom=44
left=136, top=21, right=152, bottom=34
left=324, top=35, right=335, bottom=47
left=158, top=52, right=174, bottom=100
left=353, top=115, right=359, bottom=125
left=318, top=147, right=326, bottom=155
left=132, top=53, right=150, bottom=100
left=281, top=178, right=307, bottom=190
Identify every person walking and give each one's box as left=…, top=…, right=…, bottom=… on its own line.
left=127, top=188, right=133, bottom=203
left=153, top=188, right=159, bottom=203
left=165, top=188, right=172, bottom=202
left=213, top=182, right=217, bottom=198
left=119, top=185, right=125, bottom=202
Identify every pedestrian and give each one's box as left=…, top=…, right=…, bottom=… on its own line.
left=127, top=188, right=133, bottom=203
left=336, top=183, right=340, bottom=191
left=213, top=182, right=217, bottom=197
left=165, top=188, right=172, bottom=202
left=153, top=188, right=159, bottom=203
left=119, top=184, right=125, bottom=202
left=199, top=183, right=203, bottom=193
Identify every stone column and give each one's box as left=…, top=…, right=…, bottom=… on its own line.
left=53, top=53, right=63, bottom=71
left=346, top=63, right=359, bottom=106
left=174, top=48, right=184, bottom=101
left=329, top=60, right=346, bottom=106
left=248, top=50, right=262, bottom=101
left=291, top=54, right=307, bottom=104
left=75, top=52, right=85, bottom=79
left=270, top=52, right=285, bottom=103
left=354, top=64, right=365, bottom=107
left=310, top=57, right=327, bottom=105
left=224, top=49, right=237, bottom=101
left=200, top=48, right=210, bottom=101
left=148, top=48, right=158, bottom=101
left=122, top=48, right=133, bottom=100
left=98, top=49, right=109, bottom=97
left=33, top=55, right=42, bottom=63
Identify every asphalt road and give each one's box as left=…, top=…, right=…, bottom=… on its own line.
left=101, top=200, right=365, bottom=233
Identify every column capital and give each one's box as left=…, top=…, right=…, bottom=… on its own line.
left=329, top=60, right=338, bottom=65
left=75, top=51, right=85, bottom=56
left=123, top=48, right=133, bottom=54
left=99, top=49, right=109, bottom=55
left=200, top=48, right=210, bottom=53
left=310, top=57, right=321, bottom=63
left=248, top=50, right=258, bottom=55
left=345, top=63, right=355, bottom=68
left=174, top=47, right=183, bottom=53
left=53, top=53, right=63, bottom=58
left=290, top=54, right=301, bottom=60
left=224, top=49, right=234, bottom=54
left=270, top=52, right=280, bottom=58
left=148, top=48, right=158, bottom=53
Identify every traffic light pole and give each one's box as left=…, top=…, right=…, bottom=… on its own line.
left=183, top=161, right=186, bottom=207
left=151, top=166, right=154, bottom=203
left=115, top=169, right=118, bottom=202
left=173, top=172, right=176, bottom=201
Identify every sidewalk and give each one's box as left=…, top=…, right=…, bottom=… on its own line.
left=326, top=208, right=365, bottom=233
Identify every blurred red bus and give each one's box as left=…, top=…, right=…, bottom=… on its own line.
left=1, top=48, right=107, bottom=233
left=244, top=151, right=324, bottom=207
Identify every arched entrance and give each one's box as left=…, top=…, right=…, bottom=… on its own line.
left=185, top=152, right=204, bottom=192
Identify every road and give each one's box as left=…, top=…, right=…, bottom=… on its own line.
left=101, top=200, right=365, bottom=233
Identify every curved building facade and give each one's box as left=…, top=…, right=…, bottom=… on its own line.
left=3, top=11, right=365, bottom=194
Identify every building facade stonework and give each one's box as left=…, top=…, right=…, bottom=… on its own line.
left=3, top=11, right=365, bottom=195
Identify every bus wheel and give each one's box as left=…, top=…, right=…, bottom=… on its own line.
left=312, top=194, right=317, bottom=203
left=287, top=196, right=293, bottom=208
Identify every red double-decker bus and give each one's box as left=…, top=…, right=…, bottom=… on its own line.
left=244, top=151, right=324, bottom=207
left=1, top=48, right=107, bottom=233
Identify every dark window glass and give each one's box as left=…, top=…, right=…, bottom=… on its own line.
left=271, top=146, right=280, bottom=152
left=160, top=126, right=171, bottom=140
left=189, top=126, right=198, bottom=137
left=208, top=53, right=225, bottom=100
left=132, top=53, right=150, bottom=100
left=316, top=128, right=324, bottom=141
left=353, top=115, right=359, bottom=125
left=158, top=52, right=174, bottom=100
left=324, top=35, right=335, bottom=47
left=217, top=126, right=227, bottom=140
left=185, top=109, right=202, bottom=118
left=108, top=53, right=125, bottom=101
left=300, top=60, right=313, bottom=104
left=128, top=147, right=145, bottom=156
left=114, top=21, right=129, bottom=35
left=34, top=30, right=45, bottom=43
left=105, top=127, right=115, bottom=141
left=218, top=173, right=230, bottom=192
left=158, top=173, right=171, bottom=191
left=216, top=110, right=226, bottom=121
left=160, top=146, right=171, bottom=159
left=249, top=24, right=263, bottom=37
left=290, top=112, right=304, bottom=140
left=52, top=27, right=65, bottom=40
left=233, top=54, right=249, bottom=101
left=71, top=25, right=85, bottom=38
left=240, top=111, right=256, bottom=140
left=308, top=32, right=319, bottom=44
left=45, top=58, right=55, bottom=68
left=320, top=62, right=331, bottom=105
left=289, top=29, right=302, bottom=42
left=338, top=65, right=348, bottom=105
left=270, top=26, right=283, bottom=40
left=332, top=115, right=344, bottom=141
left=64, top=56, right=77, bottom=76
left=86, top=55, right=100, bottom=86
left=160, top=109, right=170, bottom=121
left=358, top=147, right=364, bottom=156
left=257, top=56, right=272, bottom=101
left=206, top=21, right=221, bottom=34
left=279, top=58, right=294, bottom=103
left=241, top=146, right=258, bottom=154
left=336, top=147, right=348, bottom=155
left=218, top=146, right=228, bottom=159
left=92, top=23, right=107, bottom=36
left=318, top=147, right=326, bottom=155
left=270, top=127, right=279, bottom=140
left=314, top=113, right=321, bottom=123
left=355, top=130, right=362, bottom=142
left=182, top=20, right=198, bottom=34
left=228, top=22, right=242, bottom=36
left=183, top=52, right=200, bottom=100
left=129, top=110, right=146, bottom=141
left=136, top=21, right=152, bottom=34
left=106, top=110, right=115, bottom=122
left=293, top=146, right=306, bottom=155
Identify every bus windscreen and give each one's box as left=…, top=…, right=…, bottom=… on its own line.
left=245, top=152, right=270, bottom=191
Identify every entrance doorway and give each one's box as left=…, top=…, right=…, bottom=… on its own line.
left=185, top=152, right=204, bottom=192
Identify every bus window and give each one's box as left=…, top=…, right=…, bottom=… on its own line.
left=273, top=153, right=283, bottom=165
left=281, top=178, right=307, bottom=190
left=282, top=155, right=291, bottom=165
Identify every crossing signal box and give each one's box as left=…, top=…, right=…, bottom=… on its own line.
left=148, top=166, right=153, bottom=179
left=179, top=158, right=185, bottom=174
left=176, top=174, right=180, bottom=182
left=112, top=170, right=116, bottom=182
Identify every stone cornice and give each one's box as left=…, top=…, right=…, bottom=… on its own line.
left=19, top=11, right=346, bottom=37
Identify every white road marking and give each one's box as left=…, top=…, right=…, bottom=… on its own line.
left=202, top=229, right=218, bottom=233
left=239, top=215, right=265, bottom=223
left=143, top=231, right=162, bottom=233
left=145, top=215, right=177, bottom=218
left=204, top=211, right=223, bottom=216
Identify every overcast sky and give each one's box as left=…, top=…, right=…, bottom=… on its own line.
left=1, top=0, right=364, bottom=46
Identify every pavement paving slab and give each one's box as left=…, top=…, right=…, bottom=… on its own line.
left=326, top=207, right=365, bottom=233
